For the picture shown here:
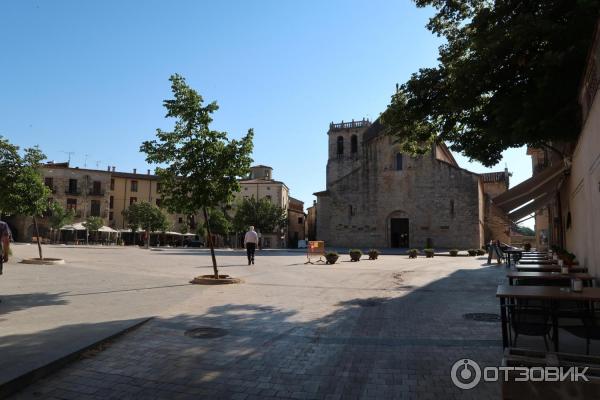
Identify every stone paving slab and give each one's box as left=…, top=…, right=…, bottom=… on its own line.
left=3, top=245, right=597, bottom=399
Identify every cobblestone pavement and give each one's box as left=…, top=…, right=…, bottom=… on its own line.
left=7, top=247, right=514, bottom=399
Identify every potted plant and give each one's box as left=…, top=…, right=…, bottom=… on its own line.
left=476, top=249, right=486, bottom=256
left=424, top=248, right=434, bottom=258
left=349, top=249, right=362, bottom=262
left=449, top=249, right=459, bottom=257
left=523, top=242, right=532, bottom=251
left=325, top=252, right=339, bottom=264
left=368, top=249, right=379, bottom=260
left=408, top=248, right=419, bottom=258
left=562, top=251, right=577, bottom=266
left=468, top=249, right=477, bottom=256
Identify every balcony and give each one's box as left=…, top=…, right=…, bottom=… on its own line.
left=65, top=188, right=81, bottom=196
left=88, top=189, right=105, bottom=196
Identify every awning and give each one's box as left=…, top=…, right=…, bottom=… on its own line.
left=98, top=226, right=118, bottom=233
left=61, top=222, right=87, bottom=231
left=493, top=161, right=568, bottom=220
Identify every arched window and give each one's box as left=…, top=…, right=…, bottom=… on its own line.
left=351, top=135, right=358, bottom=153
left=337, top=136, right=344, bottom=156
left=395, top=153, right=403, bottom=170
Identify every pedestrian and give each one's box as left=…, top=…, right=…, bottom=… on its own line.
left=244, top=226, right=259, bottom=265
left=486, top=239, right=495, bottom=264
left=0, top=220, right=12, bottom=275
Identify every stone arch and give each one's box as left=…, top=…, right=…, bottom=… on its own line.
left=336, top=136, right=344, bottom=155
left=350, top=135, right=358, bottom=153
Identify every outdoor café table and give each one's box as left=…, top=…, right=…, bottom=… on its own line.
left=516, top=265, right=588, bottom=273
left=506, top=271, right=594, bottom=286
left=504, top=249, right=523, bottom=267
left=496, top=284, right=600, bottom=351
left=518, top=259, right=557, bottom=265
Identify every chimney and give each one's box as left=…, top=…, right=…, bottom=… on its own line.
left=133, top=168, right=137, bottom=174
left=111, top=166, right=115, bottom=172
left=147, top=169, right=150, bottom=175
left=107, top=166, right=111, bottom=172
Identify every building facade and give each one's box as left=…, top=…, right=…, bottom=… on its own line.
left=314, top=119, right=510, bottom=249
left=9, top=163, right=304, bottom=249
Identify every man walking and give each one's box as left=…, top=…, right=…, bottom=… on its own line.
left=244, top=226, right=258, bottom=265
left=0, top=220, right=12, bottom=275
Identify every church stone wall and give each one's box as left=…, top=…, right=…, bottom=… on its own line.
left=317, top=134, right=482, bottom=249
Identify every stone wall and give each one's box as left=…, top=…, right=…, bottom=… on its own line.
left=317, top=134, right=483, bottom=249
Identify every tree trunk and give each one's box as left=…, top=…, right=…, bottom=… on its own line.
left=203, top=207, right=219, bottom=278
left=32, top=216, right=43, bottom=260
left=145, top=229, right=150, bottom=249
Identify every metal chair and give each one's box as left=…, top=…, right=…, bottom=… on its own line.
left=508, top=300, right=553, bottom=350
left=562, top=310, right=600, bottom=355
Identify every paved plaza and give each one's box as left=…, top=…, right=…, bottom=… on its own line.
left=1, top=244, right=577, bottom=399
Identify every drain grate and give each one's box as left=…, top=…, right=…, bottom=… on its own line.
left=463, top=313, right=501, bottom=323
left=184, top=327, right=228, bottom=339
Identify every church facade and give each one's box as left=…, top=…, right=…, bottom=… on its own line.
left=314, top=119, right=510, bottom=249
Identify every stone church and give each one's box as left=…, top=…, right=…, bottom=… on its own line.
left=314, top=119, right=511, bottom=249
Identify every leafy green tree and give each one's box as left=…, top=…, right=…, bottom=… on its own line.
left=233, top=197, right=287, bottom=237
left=382, top=0, right=600, bottom=166
left=122, top=201, right=169, bottom=248
left=48, top=202, right=75, bottom=243
left=0, top=136, right=50, bottom=259
left=141, top=74, right=254, bottom=277
left=83, top=216, right=104, bottom=244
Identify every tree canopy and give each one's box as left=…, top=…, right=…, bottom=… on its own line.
left=141, top=74, right=254, bottom=276
left=48, top=202, right=74, bottom=242
left=381, top=0, right=600, bottom=166
left=0, top=136, right=50, bottom=258
left=122, top=201, right=169, bottom=248
left=233, top=197, right=287, bottom=235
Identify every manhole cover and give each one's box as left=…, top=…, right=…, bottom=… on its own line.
left=184, top=327, right=228, bottom=339
left=463, top=313, right=501, bottom=322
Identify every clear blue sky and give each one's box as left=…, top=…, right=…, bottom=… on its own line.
left=0, top=0, right=532, bottom=226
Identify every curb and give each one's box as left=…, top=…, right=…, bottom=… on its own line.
left=0, top=317, right=152, bottom=399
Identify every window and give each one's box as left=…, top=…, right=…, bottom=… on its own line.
left=109, top=211, right=114, bottom=221
left=395, top=153, right=403, bottom=171
left=109, top=196, right=114, bottom=209
left=298, top=217, right=303, bottom=224
left=68, top=179, right=78, bottom=194
left=450, top=200, right=455, bottom=217
left=156, top=198, right=162, bottom=207
left=178, top=217, right=183, bottom=223
left=92, top=181, right=102, bottom=195
left=110, top=179, right=115, bottom=191
left=351, top=135, right=358, bottom=153
left=66, top=198, right=77, bottom=211
left=44, top=177, right=53, bottom=188
left=337, top=136, right=344, bottom=155
left=130, top=197, right=137, bottom=205
left=131, top=180, right=138, bottom=192
left=90, top=200, right=101, bottom=217
left=156, top=182, right=161, bottom=192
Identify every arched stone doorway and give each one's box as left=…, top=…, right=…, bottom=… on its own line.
left=387, top=210, right=409, bottom=248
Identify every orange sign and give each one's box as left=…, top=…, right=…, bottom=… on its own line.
left=305, top=241, right=325, bottom=264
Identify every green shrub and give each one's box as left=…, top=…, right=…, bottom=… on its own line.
left=349, top=249, right=362, bottom=262
left=408, top=248, right=419, bottom=258
left=424, top=248, right=434, bottom=258
left=476, top=249, right=486, bottom=256
left=467, top=249, right=477, bottom=256
left=325, top=252, right=339, bottom=264
left=449, top=249, right=459, bottom=256
left=368, top=249, right=379, bottom=260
